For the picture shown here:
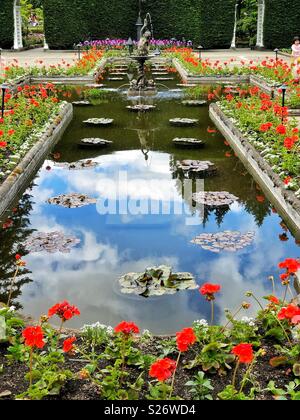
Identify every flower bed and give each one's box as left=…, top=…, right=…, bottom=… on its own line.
left=217, top=86, right=300, bottom=195
left=168, top=48, right=249, bottom=76
left=168, top=49, right=300, bottom=109
left=0, top=49, right=105, bottom=84
left=79, top=38, right=188, bottom=50
left=0, top=256, right=300, bottom=400
left=0, top=84, right=62, bottom=184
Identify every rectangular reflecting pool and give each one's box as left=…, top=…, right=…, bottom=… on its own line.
left=0, top=73, right=299, bottom=334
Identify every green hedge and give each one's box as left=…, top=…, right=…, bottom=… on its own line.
left=43, top=0, right=235, bottom=49
left=142, top=0, right=201, bottom=43
left=4, top=1, right=299, bottom=51
left=198, top=0, right=236, bottom=49
left=0, top=0, right=14, bottom=49
left=43, top=0, right=138, bottom=49
left=264, top=0, right=300, bottom=49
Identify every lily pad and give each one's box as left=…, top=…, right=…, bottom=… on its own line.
left=72, top=101, right=91, bottom=106
left=83, top=118, right=114, bottom=126
left=173, top=138, right=205, bottom=148
left=54, top=160, right=99, bottom=170
left=78, top=138, right=113, bottom=148
left=126, top=105, right=156, bottom=112
left=174, top=160, right=217, bottom=178
left=47, top=193, right=97, bottom=208
left=119, top=266, right=197, bottom=298
left=25, top=231, right=81, bottom=254
left=191, top=231, right=255, bottom=253
left=170, top=118, right=198, bottom=127
left=182, top=100, right=207, bottom=107
left=192, top=191, right=239, bottom=207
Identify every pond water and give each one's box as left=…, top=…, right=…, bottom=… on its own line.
left=0, top=68, right=299, bottom=334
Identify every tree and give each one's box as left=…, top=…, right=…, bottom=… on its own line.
left=236, top=0, right=258, bottom=47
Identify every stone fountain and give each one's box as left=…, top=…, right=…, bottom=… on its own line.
left=128, top=14, right=156, bottom=95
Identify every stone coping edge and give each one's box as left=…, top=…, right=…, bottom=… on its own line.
left=0, top=102, right=73, bottom=219
left=209, top=103, right=300, bottom=236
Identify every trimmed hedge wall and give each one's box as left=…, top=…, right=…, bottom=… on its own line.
left=142, top=0, right=201, bottom=43
left=0, top=0, right=14, bottom=49
left=198, top=0, right=236, bottom=49
left=2, top=1, right=298, bottom=51
left=43, top=0, right=235, bottom=49
left=264, top=0, right=300, bottom=49
left=43, top=0, right=138, bottom=49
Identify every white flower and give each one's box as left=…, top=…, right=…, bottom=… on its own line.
left=291, top=327, right=300, bottom=342
left=194, top=319, right=208, bottom=328
left=81, top=322, right=114, bottom=335
left=241, top=316, right=255, bottom=326
left=142, top=329, right=152, bottom=338
left=106, top=326, right=114, bottom=336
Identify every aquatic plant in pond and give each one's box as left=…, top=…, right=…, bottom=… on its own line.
left=24, top=232, right=81, bottom=254
left=119, top=266, right=197, bottom=297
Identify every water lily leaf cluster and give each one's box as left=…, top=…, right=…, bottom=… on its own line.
left=119, top=266, right=198, bottom=297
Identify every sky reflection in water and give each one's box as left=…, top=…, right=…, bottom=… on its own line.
left=18, top=149, right=299, bottom=334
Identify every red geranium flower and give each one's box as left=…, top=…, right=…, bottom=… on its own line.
left=284, top=137, right=296, bottom=150
left=176, top=328, right=197, bottom=352
left=279, top=258, right=300, bottom=274
left=48, top=301, right=80, bottom=322
left=22, top=326, right=45, bottom=349
left=259, top=122, right=273, bottom=132
left=284, top=176, right=292, bottom=185
left=0, top=141, right=7, bottom=148
left=232, top=343, right=253, bottom=364
left=199, top=283, right=221, bottom=301
left=276, top=124, right=287, bottom=135
left=149, top=358, right=177, bottom=382
left=63, top=337, right=76, bottom=353
left=278, top=304, right=300, bottom=323
left=226, top=94, right=234, bottom=101
left=267, top=295, right=280, bottom=305
left=114, top=321, right=140, bottom=335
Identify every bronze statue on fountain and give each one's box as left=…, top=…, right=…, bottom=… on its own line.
left=129, top=15, right=156, bottom=95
